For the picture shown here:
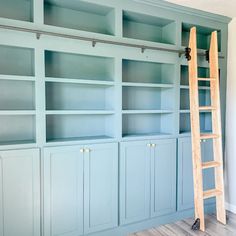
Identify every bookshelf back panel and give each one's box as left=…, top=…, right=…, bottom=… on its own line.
left=0, top=45, right=35, bottom=76
left=0, top=115, right=36, bottom=143
left=46, top=82, right=114, bottom=110
left=0, top=80, right=35, bottom=110
left=45, top=50, right=114, bottom=81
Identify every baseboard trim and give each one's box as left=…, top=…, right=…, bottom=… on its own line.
left=225, top=202, right=236, bottom=214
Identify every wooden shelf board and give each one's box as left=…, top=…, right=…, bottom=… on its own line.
left=0, top=110, right=36, bottom=115
left=0, top=140, right=36, bottom=146
left=122, top=110, right=174, bottom=114
left=122, top=132, right=173, bottom=138
left=45, top=77, right=114, bottom=86
left=46, top=135, right=114, bottom=143
left=46, top=110, right=115, bottom=115
left=122, top=82, right=174, bottom=88
left=0, top=74, right=35, bottom=81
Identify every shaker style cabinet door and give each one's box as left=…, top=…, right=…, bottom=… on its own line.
left=120, top=140, right=151, bottom=225
left=151, top=139, right=176, bottom=217
left=0, top=148, right=40, bottom=236
left=83, top=143, right=118, bottom=234
left=43, top=146, right=84, bottom=236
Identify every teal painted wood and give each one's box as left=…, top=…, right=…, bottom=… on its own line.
left=120, top=140, right=151, bottom=225
left=43, top=146, right=84, bottom=236
left=151, top=139, right=176, bottom=217
left=0, top=148, right=40, bottom=236
left=84, top=143, right=118, bottom=234
left=177, top=137, right=194, bottom=211
left=177, top=137, right=215, bottom=211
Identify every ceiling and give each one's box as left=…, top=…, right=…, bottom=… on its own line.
left=165, top=0, right=236, bottom=18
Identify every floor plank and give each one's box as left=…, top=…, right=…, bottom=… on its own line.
left=129, top=212, right=236, bottom=236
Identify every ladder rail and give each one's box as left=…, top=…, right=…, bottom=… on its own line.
left=188, top=27, right=205, bottom=231
left=209, top=31, right=226, bottom=225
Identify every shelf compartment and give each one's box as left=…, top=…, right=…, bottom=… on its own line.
left=182, top=23, right=221, bottom=51
left=181, top=65, right=211, bottom=87
left=123, top=11, right=176, bottom=45
left=0, top=115, right=36, bottom=144
left=180, top=88, right=211, bottom=110
left=45, top=50, right=114, bottom=81
left=0, top=0, right=33, bottom=22
left=0, top=80, right=35, bottom=110
left=122, top=113, right=174, bottom=137
left=179, top=112, right=212, bottom=134
left=46, top=114, right=115, bottom=142
left=123, top=59, right=174, bottom=84
left=0, top=45, right=35, bottom=76
left=44, top=0, right=115, bottom=35
left=46, top=82, right=114, bottom=110
left=122, top=86, right=174, bottom=110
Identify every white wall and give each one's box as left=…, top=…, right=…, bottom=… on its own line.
left=225, top=17, right=236, bottom=213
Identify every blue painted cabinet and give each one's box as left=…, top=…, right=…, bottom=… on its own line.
left=44, top=143, right=118, bottom=236
left=120, top=140, right=151, bottom=225
left=84, top=143, right=118, bottom=234
left=177, top=137, right=215, bottom=211
left=151, top=139, right=176, bottom=217
left=120, top=139, right=176, bottom=225
left=44, top=145, right=84, bottom=236
left=0, top=148, right=40, bottom=236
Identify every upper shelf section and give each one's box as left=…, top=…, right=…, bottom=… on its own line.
left=45, top=50, right=114, bottom=82
left=123, top=10, right=176, bottom=45
left=0, top=0, right=33, bottom=22
left=123, top=59, right=174, bottom=85
left=44, top=0, right=115, bottom=35
left=0, top=45, right=35, bottom=76
left=182, top=23, right=221, bottom=51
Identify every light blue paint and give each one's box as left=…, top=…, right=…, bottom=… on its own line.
left=0, top=0, right=230, bottom=235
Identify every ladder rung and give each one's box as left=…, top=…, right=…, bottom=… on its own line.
left=199, top=106, right=216, bottom=111
left=202, top=161, right=221, bottom=169
left=203, top=189, right=222, bottom=199
left=200, top=133, right=219, bottom=140
left=198, top=77, right=216, bottom=81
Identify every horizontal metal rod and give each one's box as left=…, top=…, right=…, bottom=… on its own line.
left=0, top=24, right=224, bottom=59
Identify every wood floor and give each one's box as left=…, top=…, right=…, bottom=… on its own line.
left=129, top=212, right=236, bottom=236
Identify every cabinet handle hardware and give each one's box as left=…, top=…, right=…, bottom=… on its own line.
left=80, top=148, right=84, bottom=153
left=151, top=144, right=156, bottom=147
left=147, top=144, right=151, bottom=147
left=85, top=148, right=91, bottom=153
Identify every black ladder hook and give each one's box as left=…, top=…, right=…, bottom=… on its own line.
left=185, top=47, right=191, bottom=61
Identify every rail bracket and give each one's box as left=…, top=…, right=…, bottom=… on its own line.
left=185, top=47, right=191, bottom=61
left=92, top=40, right=96, bottom=47
left=141, top=47, right=145, bottom=53
left=36, top=33, right=41, bottom=40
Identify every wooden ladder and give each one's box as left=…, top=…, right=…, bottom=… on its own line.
left=187, top=27, right=226, bottom=231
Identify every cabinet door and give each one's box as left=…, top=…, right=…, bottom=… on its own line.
left=0, top=148, right=40, bottom=236
left=84, top=143, right=118, bottom=234
left=177, top=137, right=215, bottom=211
left=120, top=140, right=151, bottom=225
left=44, top=146, right=84, bottom=236
left=177, top=137, right=194, bottom=211
left=151, top=139, right=176, bottom=217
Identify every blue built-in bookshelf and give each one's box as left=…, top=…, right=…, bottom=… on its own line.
left=0, top=0, right=230, bottom=236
